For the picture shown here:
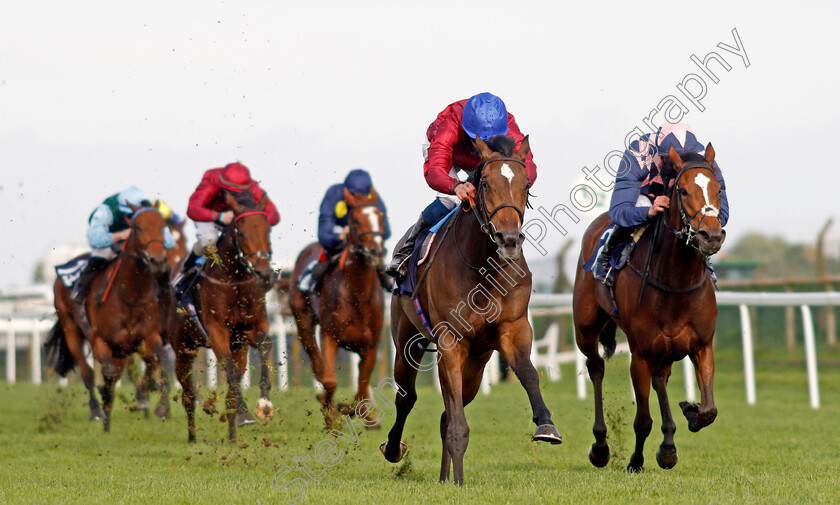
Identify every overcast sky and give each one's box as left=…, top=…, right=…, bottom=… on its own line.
left=1, top=1, right=838, bottom=290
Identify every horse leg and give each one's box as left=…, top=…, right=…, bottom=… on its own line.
left=381, top=305, right=427, bottom=463
left=295, top=307, right=325, bottom=385
left=437, top=349, right=469, bottom=486
left=681, top=345, right=718, bottom=432
left=59, top=314, right=104, bottom=420
left=231, top=347, right=256, bottom=429
left=255, top=326, right=275, bottom=421
left=318, top=332, right=339, bottom=427
left=498, top=319, right=561, bottom=444
left=174, top=344, right=198, bottom=442
left=353, top=344, right=379, bottom=428
left=576, top=315, right=613, bottom=467
left=98, top=350, right=128, bottom=434
left=151, top=339, right=172, bottom=420
left=652, top=364, right=679, bottom=469
left=627, top=355, right=653, bottom=472
left=439, top=351, right=492, bottom=483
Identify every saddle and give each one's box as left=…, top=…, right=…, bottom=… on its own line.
left=393, top=206, right=459, bottom=297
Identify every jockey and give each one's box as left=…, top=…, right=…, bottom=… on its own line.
left=72, top=186, right=175, bottom=303
left=176, top=162, right=280, bottom=287
left=592, top=122, right=730, bottom=286
left=153, top=199, right=183, bottom=228
left=385, top=92, right=536, bottom=277
left=298, top=169, right=392, bottom=292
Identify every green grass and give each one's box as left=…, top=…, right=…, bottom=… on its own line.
left=1, top=350, right=838, bottom=505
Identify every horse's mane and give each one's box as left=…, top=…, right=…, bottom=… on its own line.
left=229, top=189, right=260, bottom=210
left=485, top=135, right=516, bottom=156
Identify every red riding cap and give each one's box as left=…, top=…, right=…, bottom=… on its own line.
left=219, top=162, right=252, bottom=192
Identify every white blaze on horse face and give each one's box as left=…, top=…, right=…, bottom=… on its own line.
left=693, top=173, right=720, bottom=217
left=500, top=163, right=515, bottom=183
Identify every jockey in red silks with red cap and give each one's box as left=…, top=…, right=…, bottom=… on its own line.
left=174, top=162, right=280, bottom=289
left=385, top=92, right=537, bottom=277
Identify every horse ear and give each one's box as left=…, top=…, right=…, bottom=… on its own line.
left=515, top=135, right=531, bottom=162
left=343, top=187, right=356, bottom=206
left=257, top=194, right=269, bottom=211
left=474, top=135, right=494, bottom=160
left=667, top=145, right=684, bottom=169
left=368, top=187, right=379, bottom=203
left=704, top=142, right=716, bottom=167
left=126, top=202, right=141, bottom=214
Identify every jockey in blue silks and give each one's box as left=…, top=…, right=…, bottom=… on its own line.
left=592, top=122, right=729, bottom=286
left=73, top=186, right=175, bottom=303
left=298, top=169, right=392, bottom=293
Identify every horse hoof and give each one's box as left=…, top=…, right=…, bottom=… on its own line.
left=129, top=400, right=151, bottom=412
left=154, top=405, right=170, bottom=420
left=626, top=454, right=644, bottom=473
left=656, top=448, right=678, bottom=469
left=237, top=411, right=256, bottom=427
left=588, top=443, right=610, bottom=467
left=626, top=463, right=644, bottom=473
left=380, top=441, right=407, bottom=463
left=89, top=408, right=106, bottom=421
left=680, top=401, right=716, bottom=432
left=255, top=398, right=275, bottom=420
left=532, top=424, right=562, bottom=445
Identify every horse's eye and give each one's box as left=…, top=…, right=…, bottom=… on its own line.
left=679, top=187, right=688, bottom=196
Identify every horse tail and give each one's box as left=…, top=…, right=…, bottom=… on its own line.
left=599, top=319, right=617, bottom=360
left=44, top=322, right=76, bottom=377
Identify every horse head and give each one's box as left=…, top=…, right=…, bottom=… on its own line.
left=665, top=144, right=726, bottom=256
left=343, top=187, right=387, bottom=267
left=474, top=134, right=531, bottom=261
left=125, top=203, right=169, bottom=277
left=224, top=191, right=274, bottom=289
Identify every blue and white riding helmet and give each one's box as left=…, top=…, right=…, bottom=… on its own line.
left=117, top=186, right=149, bottom=214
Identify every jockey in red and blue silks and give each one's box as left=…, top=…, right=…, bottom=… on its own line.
left=385, top=92, right=537, bottom=276
left=298, top=169, right=392, bottom=293
left=592, top=122, right=729, bottom=286
left=73, top=186, right=176, bottom=303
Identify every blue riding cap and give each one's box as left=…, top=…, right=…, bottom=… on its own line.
left=656, top=123, right=705, bottom=156
left=344, top=169, right=373, bottom=195
left=462, top=92, right=509, bottom=141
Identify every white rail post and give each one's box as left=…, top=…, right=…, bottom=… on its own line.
left=31, top=321, right=42, bottom=385
left=389, top=337, right=396, bottom=377
left=313, top=326, right=323, bottom=390
left=241, top=351, right=250, bottom=389
left=682, top=358, right=696, bottom=403
left=276, top=317, right=288, bottom=391
left=6, top=319, right=16, bottom=384
left=206, top=349, right=217, bottom=390
left=481, top=352, right=492, bottom=395
left=575, top=348, right=586, bottom=399
left=800, top=305, right=821, bottom=409
left=739, top=304, right=756, bottom=405
left=349, top=352, right=360, bottom=388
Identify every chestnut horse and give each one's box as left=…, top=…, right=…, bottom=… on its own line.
left=171, top=191, right=276, bottom=442
left=573, top=144, right=725, bottom=472
left=289, top=188, right=387, bottom=428
left=48, top=204, right=172, bottom=431
left=381, top=135, right=561, bottom=485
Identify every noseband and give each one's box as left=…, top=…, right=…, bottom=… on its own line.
left=664, top=161, right=721, bottom=252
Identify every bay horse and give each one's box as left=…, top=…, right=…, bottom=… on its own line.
left=381, top=135, right=561, bottom=485
left=48, top=204, right=172, bottom=431
left=170, top=191, right=276, bottom=442
left=573, top=144, right=725, bottom=472
left=289, top=188, right=387, bottom=428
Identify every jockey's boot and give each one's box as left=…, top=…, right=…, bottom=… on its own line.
left=377, top=266, right=394, bottom=292
left=592, top=225, right=631, bottom=287
left=173, top=250, right=201, bottom=300
left=311, top=260, right=330, bottom=293
left=72, top=257, right=109, bottom=304
left=385, top=215, right=429, bottom=278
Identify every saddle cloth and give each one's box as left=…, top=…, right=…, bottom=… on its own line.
left=55, top=255, right=90, bottom=288
left=394, top=207, right=459, bottom=297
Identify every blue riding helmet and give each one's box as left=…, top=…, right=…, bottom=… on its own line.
left=117, top=186, right=149, bottom=214
left=462, top=92, right=509, bottom=141
left=344, top=169, right=373, bottom=195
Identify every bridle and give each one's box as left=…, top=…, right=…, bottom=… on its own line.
left=122, top=207, right=166, bottom=264
left=347, top=202, right=386, bottom=262
left=663, top=161, right=722, bottom=253
left=471, top=157, right=527, bottom=239
left=230, top=211, right=272, bottom=276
